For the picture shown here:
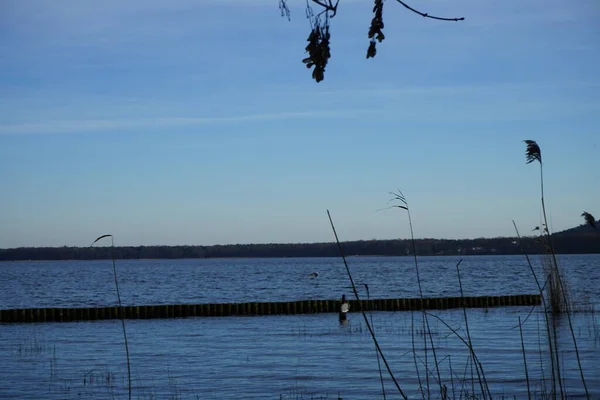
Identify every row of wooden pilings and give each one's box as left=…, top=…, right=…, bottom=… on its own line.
left=0, top=294, right=540, bottom=323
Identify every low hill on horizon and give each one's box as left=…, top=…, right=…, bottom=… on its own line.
left=1, top=221, right=598, bottom=261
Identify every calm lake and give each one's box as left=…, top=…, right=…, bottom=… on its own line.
left=1, top=254, right=599, bottom=399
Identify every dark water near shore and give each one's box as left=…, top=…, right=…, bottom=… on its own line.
left=1, top=255, right=599, bottom=399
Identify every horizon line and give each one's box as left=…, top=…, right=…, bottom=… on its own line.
left=1, top=232, right=586, bottom=251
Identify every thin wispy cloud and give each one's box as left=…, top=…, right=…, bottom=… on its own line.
left=309, top=81, right=600, bottom=98
left=0, top=110, right=380, bottom=135
left=2, top=80, right=599, bottom=135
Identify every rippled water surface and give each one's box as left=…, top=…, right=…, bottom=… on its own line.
left=1, top=255, right=599, bottom=399
left=2, top=254, right=599, bottom=308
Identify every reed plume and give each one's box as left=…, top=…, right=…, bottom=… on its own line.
left=581, top=211, right=596, bottom=229
left=524, top=140, right=542, bottom=164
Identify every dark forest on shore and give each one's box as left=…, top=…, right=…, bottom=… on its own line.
left=1, top=225, right=598, bottom=261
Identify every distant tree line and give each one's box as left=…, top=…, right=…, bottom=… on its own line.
left=1, top=233, right=598, bottom=261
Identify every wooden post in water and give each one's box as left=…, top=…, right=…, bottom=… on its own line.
left=222, top=303, right=231, bottom=316
left=302, top=300, right=311, bottom=314
left=383, top=299, right=391, bottom=311
left=0, top=294, right=544, bottom=323
left=195, top=304, right=204, bottom=316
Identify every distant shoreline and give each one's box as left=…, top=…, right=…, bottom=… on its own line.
left=2, top=252, right=599, bottom=263
left=1, top=233, right=599, bottom=261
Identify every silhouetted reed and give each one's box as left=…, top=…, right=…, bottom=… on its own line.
left=519, top=316, right=532, bottom=400
left=386, top=189, right=444, bottom=399
left=512, top=220, right=558, bottom=397
left=581, top=211, right=596, bottom=229
left=364, top=283, right=387, bottom=400
left=91, top=234, right=132, bottom=400
left=523, top=140, right=589, bottom=399
left=327, top=210, right=408, bottom=399
left=455, top=259, right=490, bottom=399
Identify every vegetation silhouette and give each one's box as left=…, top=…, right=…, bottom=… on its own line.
left=2, top=229, right=598, bottom=261
left=279, top=0, right=464, bottom=82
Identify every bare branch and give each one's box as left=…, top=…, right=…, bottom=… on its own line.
left=395, top=0, right=465, bottom=21
left=279, top=0, right=291, bottom=21
left=311, top=0, right=340, bottom=18
left=285, top=0, right=465, bottom=81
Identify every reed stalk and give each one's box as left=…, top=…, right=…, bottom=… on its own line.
left=512, top=220, right=557, bottom=398
left=91, top=234, right=132, bottom=400
left=524, top=140, right=589, bottom=399
left=364, top=284, right=387, bottom=400
left=411, top=311, right=425, bottom=400
left=455, top=259, right=491, bottom=399
left=327, top=210, right=408, bottom=400
left=536, top=314, right=548, bottom=398
left=448, top=356, right=456, bottom=400
left=424, top=311, right=490, bottom=397
left=519, top=316, right=532, bottom=400
left=386, top=190, right=443, bottom=398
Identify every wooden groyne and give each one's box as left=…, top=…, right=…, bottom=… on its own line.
left=0, top=294, right=541, bottom=323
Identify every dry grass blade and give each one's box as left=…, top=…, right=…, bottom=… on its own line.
left=523, top=140, right=542, bottom=164
left=581, top=211, right=596, bottom=228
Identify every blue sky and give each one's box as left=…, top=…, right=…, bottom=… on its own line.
left=0, top=0, right=598, bottom=248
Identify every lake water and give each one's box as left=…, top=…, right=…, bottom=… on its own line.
left=1, top=254, right=599, bottom=399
